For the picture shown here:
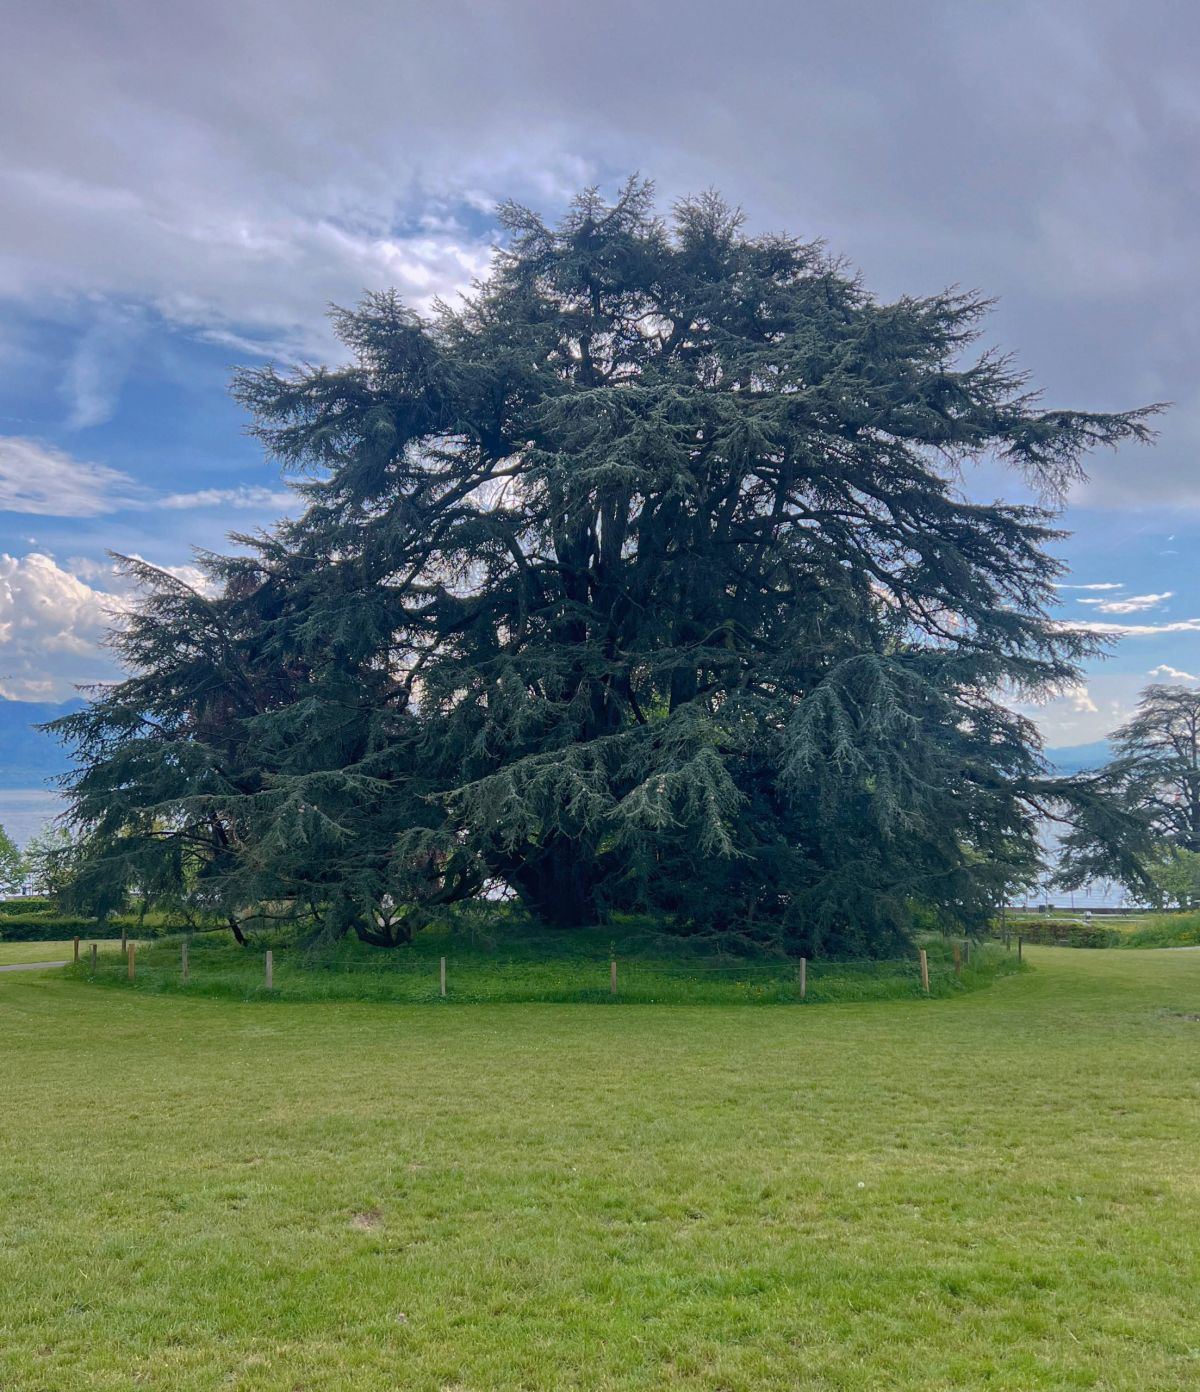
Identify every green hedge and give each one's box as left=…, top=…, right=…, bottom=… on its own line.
left=0, top=914, right=104, bottom=940
left=0, top=904, right=174, bottom=941
left=1003, top=919, right=1119, bottom=948
left=0, top=896, right=53, bottom=917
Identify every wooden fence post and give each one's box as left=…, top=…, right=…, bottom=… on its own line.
left=952, top=942, right=962, bottom=978
left=90, top=943, right=97, bottom=974
left=439, top=956, right=446, bottom=998
left=963, top=939, right=970, bottom=967
left=127, top=942, right=136, bottom=981
left=121, top=925, right=128, bottom=953
left=798, top=957, right=807, bottom=999
left=919, top=948, right=930, bottom=995
left=1017, top=934, right=1023, bottom=962
left=73, top=936, right=80, bottom=964
left=181, top=940, right=188, bottom=983
left=610, top=958, right=617, bottom=996
left=265, top=949, right=273, bottom=991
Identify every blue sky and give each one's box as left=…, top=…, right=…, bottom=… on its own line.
left=1, top=0, right=1198, bottom=748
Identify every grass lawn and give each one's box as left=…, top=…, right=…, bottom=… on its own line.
left=2, top=949, right=1199, bottom=1390
left=0, top=939, right=129, bottom=966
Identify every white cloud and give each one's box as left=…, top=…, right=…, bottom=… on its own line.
left=67, top=553, right=213, bottom=595
left=1077, top=591, right=1172, bottom=613
left=159, top=485, right=294, bottom=511
left=0, top=438, right=298, bottom=522
left=1069, top=618, right=1200, bottom=636
left=1055, top=582, right=1124, bottom=591
left=1015, top=671, right=1150, bottom=746
left=1149, top=664, right=1199, bottom=682
left=0, top=165, right=498, bottom=362
left=0, top=0, right=1192, bottom=496
left=0, top=437, right=137, bottom=516
left=0, top=552, right=124, bottom=699
left=1065, top=685, right=1099, bottom=714
left=62, top=303, right=145, bottom=428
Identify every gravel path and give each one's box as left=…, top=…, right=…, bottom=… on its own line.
left=0, top=960, right=67, bottom=972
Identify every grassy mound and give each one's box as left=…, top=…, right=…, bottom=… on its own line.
left=69, top=918, right=1019, bottom=1006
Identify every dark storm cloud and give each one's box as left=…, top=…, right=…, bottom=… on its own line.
left=2, top=0, right=1197, bottom=504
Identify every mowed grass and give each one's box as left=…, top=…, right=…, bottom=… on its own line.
left=0, top=939, right=128, bottom=966
left=2, top=950, right=1199, bottom=1390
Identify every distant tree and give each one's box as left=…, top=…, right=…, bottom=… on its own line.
left=1145, top=846, right=1200, bottom=911
left=1058, top=685, right=1200, bottom=900
left=0, top=823, right=22, bottom=894
left=21, top=822, right=81, bottom=899
left=51, top=181, right=1159, bottom=951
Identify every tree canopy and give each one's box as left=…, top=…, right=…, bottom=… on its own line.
left=51, top=181, right=1158, bottom=952
left=0, top=823, right=22, bottom=895
left=1057, top=684, right=1200, bottom=903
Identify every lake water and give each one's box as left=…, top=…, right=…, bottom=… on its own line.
left=1011, top=879, right=1140, bottom=911
left=0, top=790, right=64, bottom=847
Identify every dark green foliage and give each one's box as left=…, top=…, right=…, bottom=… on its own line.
left=1056, top=684, right=1200, bottom=902
left=50, top=182, right=1157, bottom=952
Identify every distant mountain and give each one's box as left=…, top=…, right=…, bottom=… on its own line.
left=0, top=698, right=84, bottom=789
left=1042, top=740, right=1112, bottom=777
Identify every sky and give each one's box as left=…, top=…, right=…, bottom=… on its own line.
left=1, top=0, right=1198, bottom=748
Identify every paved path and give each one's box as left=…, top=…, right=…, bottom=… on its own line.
left=0, top=960, right=67, bottom=972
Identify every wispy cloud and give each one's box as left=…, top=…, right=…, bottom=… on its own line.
left=159, top=485, right=294, bottom=511
left=1149, top=664, right=1199, bottom=682
left=0, top=437, right=136, bottom=516
left=62, top=304, right=145, bottom=429
left=1069, top=618, right=1200, bottom=636
left=1055, top=582, right=1125, bottom=591
left=1077, top=591, right=1172, bottom=614
left=0, top=438, right=298, bottom=521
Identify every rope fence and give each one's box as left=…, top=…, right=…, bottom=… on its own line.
left=69, top=937, right=1009, bottom=1005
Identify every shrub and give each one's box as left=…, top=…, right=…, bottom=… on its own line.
left=1118, top=914, right=1200, bottom=949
